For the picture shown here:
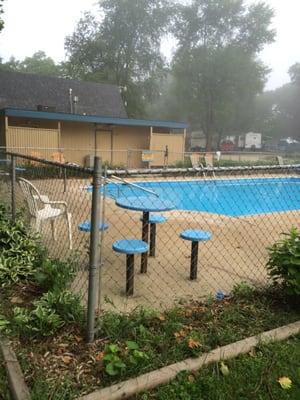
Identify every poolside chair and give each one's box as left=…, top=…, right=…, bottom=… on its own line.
left=277, top=155, right=284, bottom=166
left=204, top=153, right=216, bottom=177
left=190, top=153, right=207, bottom=177
left=190, top=153, right=201, bottom=168
left=18, top=178, right=72, bottom=249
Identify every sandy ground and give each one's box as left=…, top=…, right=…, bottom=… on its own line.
left=4, top=172, right=299, bottom=313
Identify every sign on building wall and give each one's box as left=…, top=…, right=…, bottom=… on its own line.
left=142, top=150, right=154, bottom=162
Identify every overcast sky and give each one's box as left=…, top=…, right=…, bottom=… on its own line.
left=0, top=0, right=299, bottom=91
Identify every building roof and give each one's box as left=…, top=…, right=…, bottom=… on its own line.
left=0, top=70, right=127, bottom=118
left=1, top=108, right=188, bottom=130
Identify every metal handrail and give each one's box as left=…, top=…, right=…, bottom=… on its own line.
left=108, top=175, right=159, bottom=197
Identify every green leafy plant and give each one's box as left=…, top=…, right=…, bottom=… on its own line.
left=126, top=341, right=149, bottom=365
left=232, top=282, right=255, bottom=298
left=0, top=206, right=44, bottom=287
left=0, top=314, right=10, bottom=334
left=34, top=257, right=76, bottom=291
left=12, top=289, right=83, bottom=337
left=38, top=290, right=84, bottom=324
left=102, top=341, right=149, bottom=376
left=102, top=344, right=126, bottom=376
left=267, top=227, right=300, bottom=295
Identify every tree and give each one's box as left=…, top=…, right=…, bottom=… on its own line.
left=0, top=0, right=4, bottom=32
left=171, top=0, right=275, bottom=150
left=253, top=62, right=300, bottom=143
left=64, top=1, right=173, bottom=117
left=0, top=51, right=62, bottom=76
left=289, top=63, right=300, bottom=86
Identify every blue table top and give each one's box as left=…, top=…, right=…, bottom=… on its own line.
left=113, top=239, right=149, bottom=255
left=116, top=196, right=175, bottom=212
left=180, top=230, right=212, bottom=242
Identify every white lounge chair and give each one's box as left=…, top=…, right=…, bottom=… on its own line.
left=203, top=153, right=216, bottom=177
left=190, top=153, right=206, bottom=177
left=277, top=155, right=284, bottom=166
left=18, top=178, right=72, bottom=249
left=190, top=153, right=201, bottom=168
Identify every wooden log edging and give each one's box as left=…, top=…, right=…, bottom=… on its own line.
left=77, top=320, right=300, bottom=400
left=0, top=338, right=31, bottom=400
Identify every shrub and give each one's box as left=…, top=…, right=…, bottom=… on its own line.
left=11, top=289, right=84, bottom=337
left=38, top=290, right=84, bottom=324
left=34, top=258, right=76, bottom=292
left=13, top=305, right=63, bottom=337
left=267, top=227, right=300, bottom=296
left=0, top=206, right=44, bottom=287
left=174, top=158, right=192, bottom=168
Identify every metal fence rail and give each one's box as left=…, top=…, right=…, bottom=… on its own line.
left=1, top=151, right=300, bottom=338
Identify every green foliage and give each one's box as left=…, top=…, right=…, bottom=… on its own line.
left=0, top=51, right=62, bottom=77
left=13, top=305, right=63, bottom=337
left=102, top=341, right=149, bottom=376
left=174, top=158, right=192, bottom=168
left=64, top=0, right=173, bottom=116
left=0, top=0, right=4, bottom=32
left=0, top=206, right=44, bottom=287
left=11, top=290, right=83, bottom=338
left=232, top=282, right=255, bottom=298
left=254, top=64, right=300, bottom=142
left=267, top=227, right=300, bottom=296
left=168, top=0, right=275, bottom=150
left=103, top=344, right=126, bottom=376
left=38, top=290, right=84, bottom=324
left=34, top=258, right=76, bottom=292
left=138, top=336, right=300, bottom=400
left=0, top=203, right=83, bottom=338
left=0, top=314, right=10, bottom=334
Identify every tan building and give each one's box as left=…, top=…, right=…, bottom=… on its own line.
left=0, top=71, right=187, bottom=167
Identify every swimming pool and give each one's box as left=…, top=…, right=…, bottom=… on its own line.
left=105, top=177, right=300, bottom=217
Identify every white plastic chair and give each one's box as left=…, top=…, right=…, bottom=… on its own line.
left=18, top=178, right=72, bottom=249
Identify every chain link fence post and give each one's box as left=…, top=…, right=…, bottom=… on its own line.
left=63, top=166, right=67, bottom=193
left=97, top=165, right=107, bottom=316
left=86, top=156, right=102, bottom=343
left=10, top=154, right=16, bottom=222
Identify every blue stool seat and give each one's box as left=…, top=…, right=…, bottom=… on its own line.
left=113, top=239, right=149, bottom=255
left=180, top=230, right=212, bottom=242
left=139, top=214, right=167, bottom=224
left=113, top=239, right=149, bottom=296
left=78, top=221, right=109, bottom=232
left=180, top=230, right=211, bottom=281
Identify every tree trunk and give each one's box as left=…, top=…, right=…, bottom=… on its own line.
left=205, top=91, right=214, bottom=152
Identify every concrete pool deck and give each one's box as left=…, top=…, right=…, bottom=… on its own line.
left=10, top=173, right=300, bottom=313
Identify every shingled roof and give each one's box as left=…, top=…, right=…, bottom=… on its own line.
left=0, top=71, right=127, bottom=118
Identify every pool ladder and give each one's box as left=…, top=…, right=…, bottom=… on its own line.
left=107, top=175, right=159, bottom=198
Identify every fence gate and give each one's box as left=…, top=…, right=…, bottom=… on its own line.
left=150, top=133, right=184, bottom=166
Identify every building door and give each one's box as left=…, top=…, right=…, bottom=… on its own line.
left=95, top=130, right=112, bottom=164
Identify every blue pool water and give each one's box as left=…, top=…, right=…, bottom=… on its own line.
left=104, top=177, right=300, bottom=217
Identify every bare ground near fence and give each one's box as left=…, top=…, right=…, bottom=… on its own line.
left=4, top=172, right=297, bottom=313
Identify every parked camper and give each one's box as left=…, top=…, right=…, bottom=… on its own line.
left=238, top=132, right=262, bottom=150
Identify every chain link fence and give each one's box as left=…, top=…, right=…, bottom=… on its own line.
left=0, top=151, right=94, bottom=305
left=3, top=145, right=300, bottom=169
left=1, top=149, right=300, bottom=321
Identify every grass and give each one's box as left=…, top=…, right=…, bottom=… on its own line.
left=11, top=285, right=300, bottom=399
left=136, top=336, right=300, bottom=400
